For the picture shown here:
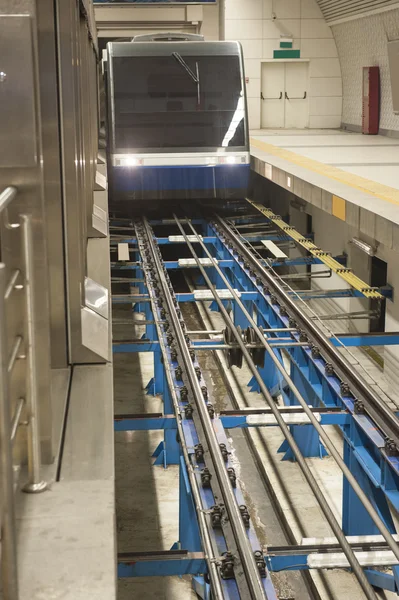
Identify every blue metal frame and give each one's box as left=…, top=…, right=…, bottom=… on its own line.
left=111, top=214, right=399, bottom=596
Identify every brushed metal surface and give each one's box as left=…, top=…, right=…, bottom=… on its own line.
left=81, top=307, right=109, bottom=361
left=56, top=0, right=105, bottom=363
left=60, top=364, right=113, bottom=481
left=36, top=0, right=68, bottom=369
left=84, top=277, right=109, bottom=320
left=0, top=4, right=53, bottom=465
left=0, top=15, right=37, bottom=167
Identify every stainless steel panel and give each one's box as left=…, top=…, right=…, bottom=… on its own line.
left=0, top=4, right=53, bottom=466
left=60, top=364, right=114, bottom=481
left=56, top=0, right=105, bottom=364
left=36, top=0, right=68, bottom=368
left=81, top=307, right=109, bottom=361
left=92, top=205, right=108, bottom=237
left=0, top=15, right=37, bottom=167
left=84, top=277, right=108, bottom=320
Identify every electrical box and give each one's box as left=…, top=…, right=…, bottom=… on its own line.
left=362, top=66, right=380, bottom=135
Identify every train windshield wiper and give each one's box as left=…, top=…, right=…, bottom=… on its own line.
left=172, top=52, right=199, bottom=84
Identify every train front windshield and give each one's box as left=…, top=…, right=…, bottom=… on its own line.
left=112, top=54, right=246, bottom=151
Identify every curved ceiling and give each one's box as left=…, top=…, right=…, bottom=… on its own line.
left=316, top=0, right=399, bottom=24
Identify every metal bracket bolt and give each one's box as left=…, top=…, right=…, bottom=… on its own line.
left=210, top=504, right=224, bottom=528
left=254, top=550, right=267, bottom=578
left=311, top=345, right=320, bottom=359
left=175, top=366, right=183, bottom=381
left=385, top=438, right=399, bottom=457
left=354, top=399, right=364, bottom=414
left=220, top=552, right=235, bottom=580
left=201, top=467, right=212, bottom=488
left=239, top=504, right=250, bottom=527
left=219, top=443, right=228, bottom=462
left=227, top=467, right=236, bottom=487
left=340, top=382, right=351, bottom=397
left=184, top=403, right=193, bottom=419
left=325, top=362, right=335, bottom=376
left=194, top=443, right=204, bottom=462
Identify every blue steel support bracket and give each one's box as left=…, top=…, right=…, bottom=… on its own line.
left=266, top=554, right=398, bottom=592
left=153, top=368, right=180, bottom=466
left=113, top=412, right=349, bottom=432
left=178, top=457, right=202, bottom=551
left=206, top=220, right=399, bottom=535
left=118, top=553, right=206, bottom=578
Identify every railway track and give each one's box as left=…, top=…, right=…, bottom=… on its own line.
left=113, top=203, right=399, bottom=600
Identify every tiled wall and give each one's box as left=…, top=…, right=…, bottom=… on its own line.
left=332, top=9, right=399, bottom=134
left=225, top=0, right=343, bottom=129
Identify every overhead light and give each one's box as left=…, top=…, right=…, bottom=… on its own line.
left=350, top=237, right=376, bottom=256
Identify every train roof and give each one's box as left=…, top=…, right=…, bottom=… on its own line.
left=107, top=40, right=243, bottom=58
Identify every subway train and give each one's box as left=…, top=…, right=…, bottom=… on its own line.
left=106, top=34, right=250, bottom=204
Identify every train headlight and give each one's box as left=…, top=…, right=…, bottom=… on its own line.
left=225, top=156, right=237, bottom=165
left=125, top=157, right=140, bottom=167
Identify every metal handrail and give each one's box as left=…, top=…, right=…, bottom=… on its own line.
left=0, top=186, right=17, bottom=213
left=0, top=187, right=47, bottom=600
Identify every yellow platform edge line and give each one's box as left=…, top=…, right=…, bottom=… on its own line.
left=247, top=200, right=383, bottom=299
left=250, top=137, right=399, bottom=209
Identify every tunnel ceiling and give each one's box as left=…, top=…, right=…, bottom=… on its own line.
left=316, top=0, right=398, bottom=24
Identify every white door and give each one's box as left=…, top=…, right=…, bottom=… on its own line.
left=260, top=62, right=309, bottom=129
left=261, top=62, right=285, bottom=128
left=285, top=62, right=309, bottom=129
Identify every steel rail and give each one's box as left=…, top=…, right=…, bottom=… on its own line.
left=216, top=213, right=399, bottom=447
left=142, top=218, right=269, bottom=600
left=174, top=214, right=380, bottom=600
left=213, top=218, right=399, bottom=560
left=183, top=275, right=322, bottom=600
left=135, top=222, right=224, bottom=600
left=193, top=215, right=399, bottom=560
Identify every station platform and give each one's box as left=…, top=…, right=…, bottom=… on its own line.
left=250, top=130, right=399, bottom=247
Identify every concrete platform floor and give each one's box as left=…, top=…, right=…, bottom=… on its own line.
left=113, top=306, right=197, bottom=600
left=250, top=129, right=399, bottom=190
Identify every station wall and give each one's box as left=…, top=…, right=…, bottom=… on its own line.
left=332, top=8, right=399, bottom=136
left=225, top=0, right=343, bottom=129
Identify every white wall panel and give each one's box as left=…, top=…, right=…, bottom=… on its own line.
left=225, top=18, right=262, bottom=39
left=310, top=77, right=342, bottom=96
left=226, top=0, right=263, bottom=20
left=302, top=0, right=324, bottom=18
left=310, top=96, right=342, bottom=115
left=272, top=0, right=301, bottom=19
left=227, top=0, right=342, bottom=129
left=309, top=115, right=341, bottom=127
left=244, top=58, right=262, bottom=79
left=301, top=38, right=338, bottom=58
left=309, top=57, right=341, bottom=78
left=247, top=97, right=261, bottom=129
left=262, top=18, right=301, bottom=38
left=201, top=6, right=219, bottom=40
left=239, top=38, right=263, bottom=59
left=246, top=78, right=261, bottom=98
left=301, top=18, right=333, bottom=38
